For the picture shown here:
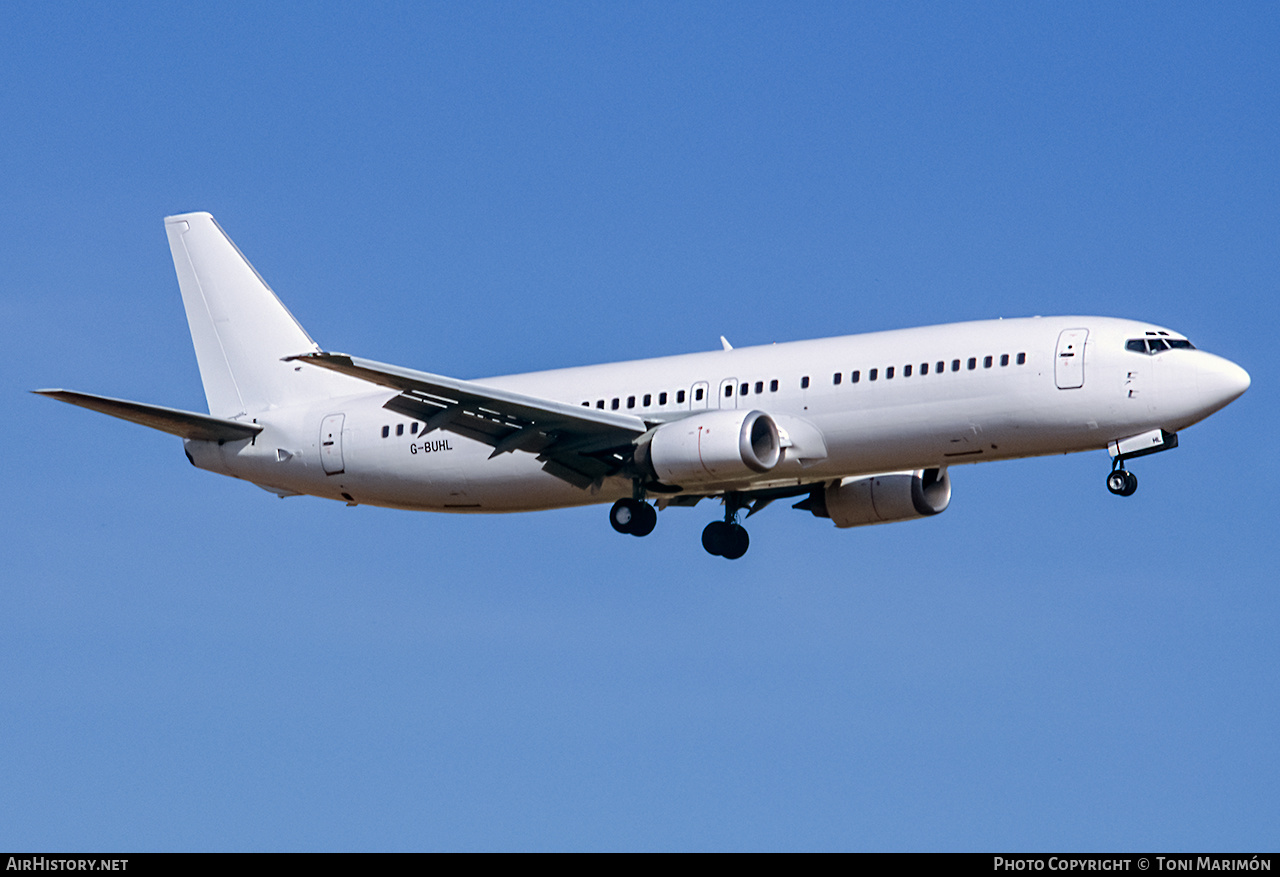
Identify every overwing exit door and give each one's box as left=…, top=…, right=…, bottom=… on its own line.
left=718, top=377, right=738, bottom=409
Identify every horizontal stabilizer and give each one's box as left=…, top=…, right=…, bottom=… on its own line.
left=33, top=390, right=263, bottom=442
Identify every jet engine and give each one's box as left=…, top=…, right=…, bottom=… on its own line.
left=800, top=467, right=951, bottom=528
left=635, top=409, right=782, bottom=486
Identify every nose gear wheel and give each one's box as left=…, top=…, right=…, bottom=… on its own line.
left=1106, top=468, right=1138, bottom=496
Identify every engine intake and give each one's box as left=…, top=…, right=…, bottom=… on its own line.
left=801, top=468, right=951, bottom=528
left=636, top=409, right=782, bottom=486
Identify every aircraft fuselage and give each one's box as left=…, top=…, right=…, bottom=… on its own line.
left=186, top=314, right=1247, bottom=512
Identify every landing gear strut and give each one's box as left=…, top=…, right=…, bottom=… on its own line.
left=1106, top=463, right=1138, bottom=497
left=702, top=493, right=750, bottom=559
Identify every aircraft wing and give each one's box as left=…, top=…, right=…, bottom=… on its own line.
left=289, top=352, right=649, bottom=488
left=33, top=390, right=263, bottom=442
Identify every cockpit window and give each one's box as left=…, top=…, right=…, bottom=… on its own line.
left=1126, top=337, right=1195, bottom=354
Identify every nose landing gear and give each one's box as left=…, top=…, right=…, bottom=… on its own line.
left=702, top=493, right=750, bottom=559
left=1105, top=429, right=1178, bottom=497
left=1106, top=466, right=1138, bottom=496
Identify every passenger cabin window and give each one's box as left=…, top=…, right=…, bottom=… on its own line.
left=694, top=388, right=704, bottom=401
left=904, top=364, right=912, bottom=377
left=659, top=392, right=668, bottom=405
left=801, top=376, right=810, bottom=389
left=596, top=400, right=604, bottom=409
left=724, top=384, right=733, bottom=398
left=951, top=359, right=960, bottom=372
left=769, top=379, right=779, bottom=392
left=381, top=425, right=389, bottom=438
left=740, top=382, right=749, bottom=396
left=1000, top=354, right=1009, bottom=366
left=968, top=357, right=977, bottom=370
left=627, top=396, right=636, bottom=408
left=921, top=362, right=929, bottom=375
left=852, top=370, right=860, bottom=383
left=611, top=398, right=620, bottom=410
left=1017, top=352, right=1026, bottom=365
left=869, top=369, right=878, bottom=381
left=886, top=366, right=894, bottom=379
left=833, top=372, right=842, bottom=385
left=983, top=356, right=993, bottom=368
left=678, top=390, right=687, bottom=403
left=754, top=381, right=763, bottom=394
left=643, top=394, right=651, bottom=406
left=411, top=423, right=419, bottom=433
left=396, top=424, right=404, bottom=436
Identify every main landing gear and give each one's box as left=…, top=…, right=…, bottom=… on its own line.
left=609, top=487, right=752, bottom=558
left=702, top=493, right=750, bottom=560
left=1106, top=466, right=1138, bottom=497
left=610, top=497, right=657, bottom=537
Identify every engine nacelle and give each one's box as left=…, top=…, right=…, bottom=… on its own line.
left=636, top=409, right=782, bottom=486
left=804, top=468, right=951, bottom=528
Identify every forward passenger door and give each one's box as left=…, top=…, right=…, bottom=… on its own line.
left=1055, top=329, right=1088, bottom=389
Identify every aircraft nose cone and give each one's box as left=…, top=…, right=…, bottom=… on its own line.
left=1200, top=355, right=1250, bottom=410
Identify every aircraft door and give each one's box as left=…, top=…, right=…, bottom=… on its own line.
left=320, top=413, right=345, bottom=475
left=1055, top=329, right=1088, bottom=389
left=690, top=381, right=710, bottom=410
left=718, top=377, right=738, bottom=409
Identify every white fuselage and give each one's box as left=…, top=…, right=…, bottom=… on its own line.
left=185, top=315, right=1249, bottom=513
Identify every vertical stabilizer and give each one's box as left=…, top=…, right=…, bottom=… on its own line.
left=165, top=212, right=360, bottom=417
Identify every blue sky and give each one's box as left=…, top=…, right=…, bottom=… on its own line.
left=3, top=2, right=1277, bottom=851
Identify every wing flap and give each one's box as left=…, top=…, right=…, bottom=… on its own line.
left=292, top=352, right=646, bottom=488
left=289, top=353, right=645, bottom=434
left=34, top=389, right=263, bottom=442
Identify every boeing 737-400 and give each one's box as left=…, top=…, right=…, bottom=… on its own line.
left=37, top=212, right=1250, bottom=558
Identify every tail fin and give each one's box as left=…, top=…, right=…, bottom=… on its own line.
left=165, top=212, right=362, bottom=417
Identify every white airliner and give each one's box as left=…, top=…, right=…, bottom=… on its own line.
left=37, top=212, right=1250, bottom=558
